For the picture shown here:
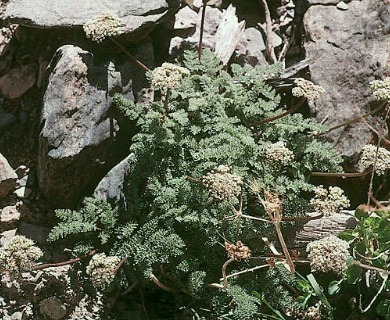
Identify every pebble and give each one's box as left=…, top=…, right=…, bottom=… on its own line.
left=336, top=1, right=349, bottom=10
left=14, top=186, right=32, bottom=198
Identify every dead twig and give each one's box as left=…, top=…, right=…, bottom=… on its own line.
left=198, top=0, right=208, bottom=60
left=34, top=250, right=97, bottom=271
left=150, top=273, right=176, bottom=292
left=109, top=37, right=150, bottom=72
left=259, top=0, right=276, bottom=64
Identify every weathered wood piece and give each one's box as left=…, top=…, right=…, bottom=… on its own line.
left=214, top=5, right=245, bottom=65
left=293, top=211, right=357, bottom=246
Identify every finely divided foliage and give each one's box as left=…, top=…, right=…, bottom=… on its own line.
left=48, top=50, right=345, bottom=318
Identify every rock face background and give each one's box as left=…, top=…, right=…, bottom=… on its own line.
left=0, top=0, right=389, bottom=318
left=304, top=0, right=390, bottom=157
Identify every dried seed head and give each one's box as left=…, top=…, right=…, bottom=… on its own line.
left=264, top=190, right=282, bottom=215
left=202, top=165, right=243, bottom=201
left=225, top=241, right=251, bottom=261
left=292, top=78, right=324, bottom=101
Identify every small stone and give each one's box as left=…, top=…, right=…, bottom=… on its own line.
left=39, top=297, right=67, bottom=320
left=0, top=153, right=17, bottom=198
left=17, top=175, right=28, bottom=187
left=1, top=206, right=21, bottom=230
left=15, top=165, right=28, bottom=179
left=0, top=65, right=36, bottom=99
left=174, top=6, right=198, bottom=30
left=14, top=186, right=32, bottom=198
left=1, top=229, right=17, bottom=246
left=18, top=222, right=50, bottom=244
left=0, top=113, right=16, bottom=128
left=10, top=312, right=23, bottom=320
left=336, top=1, right=349, bottom=10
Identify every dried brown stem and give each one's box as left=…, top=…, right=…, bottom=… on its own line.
left=317, top=101, right=386, bottom=137
left=33, top=250, right=97, bottom=271
left=360, top=116, right=390, bottom=146
left=210, top=257, right=235, bottom=289
left=353, top=260, right=389, bottom=275
left=249, top=97, right=306, bottom=127
left=113, top=257, right=127, bottom=274
left=310, top=169, right=372, bottom=178
left=367, top=105, right=390, bottom=205
left=110, top=37, right=150, bottom=72
left=150, top=273, right=176, bottom=292
left=198, top=0, right=207, bottom=60
left=274, top=221, right=295, bottom=273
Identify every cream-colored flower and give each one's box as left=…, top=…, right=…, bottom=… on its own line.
left=86, top=253, right=121, bottom=289
left=0, top=235, right=43, bottom=277
left=150, top=63, right=190, bottom=92
left=265, top=141, right=294, bottom=166
left=292, top=78, right=324, bottom=101
left=307, top=235, right=350, bottom=275
left=310, top=185, right=349, bottom=216
left=370, top=78, right=390, bottom=101
left=202, top=165, right=243, bottom=201
left=358, top=144, right=390, bottom=176
left=84, top=13, right=122, bottom=43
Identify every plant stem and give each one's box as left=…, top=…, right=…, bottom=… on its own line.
left=317, top=101, right=386, bottom=137
left=249, top=97, right=306, bottom=127
left=274, top=221, right=295, bottom=273
left=33, top=250, right=97, bottom=271
left=150, top=273, right=176, bottom=292
left=109, top=37, right=150, bottom=72
left=210, top=257, right=235, bottom=289
left=198, top=0, right=207, bottom=60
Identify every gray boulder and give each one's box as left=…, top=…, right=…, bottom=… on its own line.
left=3, top=0, right=180, bottom=39
left=94, top=154, right=134, bottom=205
left=38, top=45, right=130, bottom=207
left=303, top=0, right=390, bottom=156
left=0, top=153, right=17, bottom=198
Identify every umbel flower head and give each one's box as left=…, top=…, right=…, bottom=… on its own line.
left=149, top=62, right=190, bottom=92
left=202, top=165, right=243, bottom=201
left=310, top=185, right=350, bottom=216
left=86, top=253, right=121, bottom=289
left=358, top=144, right=390, bottom=176
left=292, top=78, right=325, bottom=101
left=83, top=12, right=122, bottom=43
left=225, top=241, right=251, bottom=261
left=306, top=235, right=350, bottom=275
left=0, top=235, right=43, bottom=277
left=265, top=141, right=294, bottom=166
left=370, top=78, right=390, bottom=100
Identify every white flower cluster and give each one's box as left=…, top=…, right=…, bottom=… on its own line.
left=370, top=78, right=390, bottom=100
left=0, top=235, right=43, bottom=276
left=358, top=144, right=390, bottom=176
left=86, top=253, right=121, bottom=289
left=83, top=12, right=122, bottom=43
left=150, top=62, right=190, bottom=92
left=202, top=165, right=243, bottom=201
left=266, top=141, right=294, bottom=166
left=310, top=185, right=350, bottom=216
left=292, top=78, right=325, bottom=101
left=306, top=235, right=350, bottom=275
